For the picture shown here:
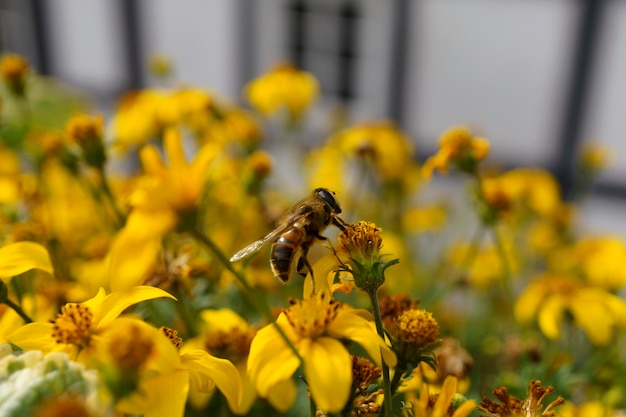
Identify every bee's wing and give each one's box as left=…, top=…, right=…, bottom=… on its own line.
left=229, top=226, right=288, bottom=262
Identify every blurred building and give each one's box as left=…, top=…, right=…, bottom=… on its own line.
left=1, top=0, right=626, bottom=234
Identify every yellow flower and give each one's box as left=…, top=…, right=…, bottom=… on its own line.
left=334, top=121, right=417, bottom=183
left=0, top=146, right=22, bottom=205
left=402, top=204, right=447, bottom=233
left=483, top=168, right=561, bottom=218
left=559, top=401, right=620, bottom=417
left=66, top=113, right=106, bottom=169
left=8, top=286, right=175, bottom=361
left=422, top=126, right=490, bottom=179
left=573, top=236, right=626, bottom=290
left=579, top=142, right=614, bottom=172
left=95, top=317, right=241, bottom=417
left=0, top=53, right=29, bottom=95
left=247, top=295, right=396, bottom=413
left=184, top=308, right=258, bottom=414
left=244, top=62, right=319, bottom=124
left=411, top=375, right=476, bottom=417
left=0, top=241, right=53, bottom=283
left=108, top=128, right=219, bottom=290
left=515, top=273, right=626, bottom=345
left=447, top=239, right=518, bottom=289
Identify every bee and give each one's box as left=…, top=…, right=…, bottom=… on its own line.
left=230, top=188, right=346, bottom=286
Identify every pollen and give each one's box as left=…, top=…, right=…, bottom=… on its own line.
left=337, top=221, right=383, bottom=260
left=378, top=293, right=420, bottom=336
left=205, top=327, right=255, bottom=361
left=396, top=309, right=439, bottom=347
left=160, top=326, right=183, bottom=350
left=50, top=304, right=94, bottom=347
left=284, top=295, right=340, bottom=339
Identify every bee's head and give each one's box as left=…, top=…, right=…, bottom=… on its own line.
left=314, top=188, right=342, bottom=214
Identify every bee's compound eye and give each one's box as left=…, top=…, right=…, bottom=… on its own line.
left=315, top=188, right=341, bottom=213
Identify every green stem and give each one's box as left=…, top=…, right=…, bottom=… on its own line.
left=368, top=290, right=393, bottom=417
left=389, top=365, right=406, bottom=394
left=190, top=228, right=305, bottom=365
left=309, top=393, right=317, bottom=417
left=491, top=225, right=514, bottom=307
left=98, top=168, right=126, bottom=227
left=471, top=171, right=514, bottom=310
left=3, top=297, right=34, bottom=323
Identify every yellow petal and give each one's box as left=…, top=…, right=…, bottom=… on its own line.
left=7, top=322, right=60, bottom=353
left=569, top=290, right=615, bottom=345
left=433, top=376, right=456, bottom=417
left=233, top=360, right=257, bottom=415
left=163, top=127, right=186, bottom=168
left=303, top=337, right=352, bottom=413
left=515, top=279, right=548, bottom=324
left=329, top=309, right=397, bottom=367
left=453, top=400, right=477, bottom=417
left=537, top=294, right=566, bottom=340
left=116, top=369, right=189, bottom=417
left=108, top=210, right=177, bottom=291
left=140, top=145, right=166, bottom=176
left=90, top=286, right=176, bottom=328
left=182, top=349, right=242, bottom=412
left=266, top=378, right=298, bottom=413
left=303, top=253, right=349, bottom=298
left=200, top=308, right=248, bottom=333
left=0, top=242, right=53, bottom=280
left=247, top=316, right=300, bottom=397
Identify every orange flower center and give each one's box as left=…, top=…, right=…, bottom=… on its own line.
left=51, top=304, right=94, bottom=347
left=284, top=296, right=340, bottom=339
left=396, top=309, right=439, bottom=347
left=160, top=326, right=183, bottom=350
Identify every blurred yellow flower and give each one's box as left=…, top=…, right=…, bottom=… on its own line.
left=335, top=121, right=418, bottom=183
left=247, top=295, right=396, bottom=413
left=410, top=375, right=476, bottom=417
left=0, top=53, right=29, bottom=95
left=422, top=126, right=490, bottom=179
left=108, top=128, right=219, bottom=290
left=244, top=62, right=318, bottom=124
left=0, top=147, right=22, bottom=205
left=484, top=168, right=561, bottom=218
left=573, top=236, right=626, bottom=290
left=515, top=273, right=626, bottom=345
left=559, top=400, right=620, bottom=417
left=100, top=317, right=242, bottom=417
left=579, top=142, right=615, bottom=173
left=8, top=286, right=175, bottom=362
left=447, top=239, right=518, bottom=289
left=184, top=308, right=258, bottom=414
left=402, top=204, right=447, bottom=233
left=0, top=241, right=53, bottom=282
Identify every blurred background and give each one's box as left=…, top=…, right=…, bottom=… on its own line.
left=1, top=0, right=625, bottom=234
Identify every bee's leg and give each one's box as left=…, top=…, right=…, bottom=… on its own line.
left=297, top=245, right=316, bottom=294
left=316, top=234, right=348, bottom=269
left=332, top=215, right=348, bottom=231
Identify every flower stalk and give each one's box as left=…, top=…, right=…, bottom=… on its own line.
left=0, top=281, right=33, bottom=323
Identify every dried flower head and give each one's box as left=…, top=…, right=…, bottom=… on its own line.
left=478, top=380, right=564, bottom=417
